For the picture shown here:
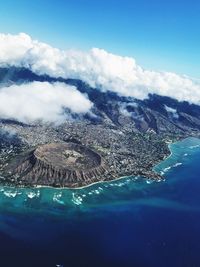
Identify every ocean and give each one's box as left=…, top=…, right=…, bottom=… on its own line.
left=0, top=137, right=200, bottom=267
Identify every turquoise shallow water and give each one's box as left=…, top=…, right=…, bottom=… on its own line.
left=0, top=137, right=200, bottom=267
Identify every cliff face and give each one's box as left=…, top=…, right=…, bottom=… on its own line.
left=5, top=143, right=110, bottom=188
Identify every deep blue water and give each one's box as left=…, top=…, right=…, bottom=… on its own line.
left=0, top=137, right=200, bottom=267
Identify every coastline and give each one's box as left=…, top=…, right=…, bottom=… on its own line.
left=1, top=136, right=199, bottom=191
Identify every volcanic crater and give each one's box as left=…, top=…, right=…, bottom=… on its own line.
left=4, top=143, right=109, bottom=188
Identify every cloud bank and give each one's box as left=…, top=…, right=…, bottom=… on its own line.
left=0, top=81, right=92, bottom=124
left=0, top=33, right=200, bottom=105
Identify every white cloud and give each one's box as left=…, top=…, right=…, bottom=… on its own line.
left=119, top=102, right=138, bottom=117
left=164, top=105, right=177, bottom=114
left=164, top=105, right=179, bottom=119
left=0, top=33, right=200, bottom=105
left=0, top=81, right=93, bottom=124
left=0, top=33, right=33, bottom=66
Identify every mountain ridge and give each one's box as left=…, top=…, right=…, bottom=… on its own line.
left=0, top=67, right=199, bottom=187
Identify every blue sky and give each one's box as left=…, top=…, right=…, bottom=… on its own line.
left=0, top=0, right=199, bottom=78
